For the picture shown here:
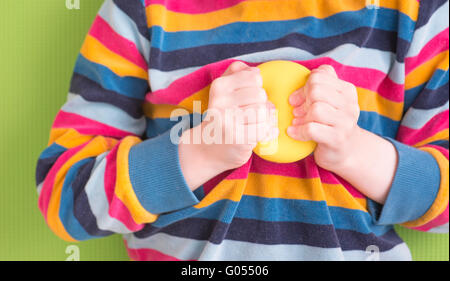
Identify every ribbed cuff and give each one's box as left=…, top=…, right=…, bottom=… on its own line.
left=367, top=137, right=441, bottom=225
left=128, top=130, right=199, bottom=214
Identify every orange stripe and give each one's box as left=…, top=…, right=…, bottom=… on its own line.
left=402, top=147, right=449, bottom=228
left=114, top=137, right=159, bottom=224
left=46, top=137, right=116, bottom=242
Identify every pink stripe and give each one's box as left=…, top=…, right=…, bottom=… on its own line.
left=295, top=58, right=404, bottom=102
left=146, top=58, right=404, bottom=106
left=38, top=143, right=88, bottom=219
left=89, top=16, right=148, bottom=70
left=412, top=144, right=448, bottom=231
left=125, top=241, right=194, bottom=261
left=203, top=154, right=365, bottom=198
left=424, top=144, right=449, bottom=159
left=145, top=0, right=247, bottom=14
left=104, top=143, right=143, bottom=231
left=397, top=110, right=449, bottom=145
left=405, top=28, right=449, bottom=75
left=53, top=111, right=136, bottom=139
left=412, top=204, right=449, bottom=232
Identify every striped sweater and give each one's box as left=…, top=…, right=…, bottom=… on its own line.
left=36, top=0, right=449, bottom=261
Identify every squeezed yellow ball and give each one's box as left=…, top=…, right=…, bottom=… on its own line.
left=254, top=60, right=317, bottom=163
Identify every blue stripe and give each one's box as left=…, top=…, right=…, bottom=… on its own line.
left=151, top=195, right=391, bottom=236
left=150, top=8, right=415, bottom=52
left=429, top=140, right=449, bottom=149
left=426, top=69, right=449, bottom=90
left=404, top=85, right=424, bottom=113
left=357, top=111, right=400, bottom=138
left=74, top=54, right=148, bottom=100
left=39, top=143, right=67, bottom=159
left=145, top=111, right=399, bottom=141
left=59, top=159, right=96, bottom=241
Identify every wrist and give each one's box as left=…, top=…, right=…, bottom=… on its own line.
left=178, top=125, right=226, bottom=191
left=331, top=126, right=366, bottom=175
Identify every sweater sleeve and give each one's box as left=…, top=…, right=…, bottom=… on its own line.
left=35, top=0, right=199, bottom=242
left=367, top=0, right=449, bottom=233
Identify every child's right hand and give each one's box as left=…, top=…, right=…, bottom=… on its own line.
left=178, top=61, right=279, bottom=190
left=205, top=61, right=279, bottom=169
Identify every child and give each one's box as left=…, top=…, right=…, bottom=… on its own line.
left=36, top=0, right=449, bottom=260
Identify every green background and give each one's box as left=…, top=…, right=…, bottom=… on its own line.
left=0, top=0, right=448, bottom=261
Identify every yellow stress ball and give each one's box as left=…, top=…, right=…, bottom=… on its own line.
left=254, top=60, right=317, bottom=163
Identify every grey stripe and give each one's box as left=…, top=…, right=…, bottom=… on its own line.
left=124, top=232, right=412, bottom=261
left=407, top=2, right=449, bottom=58
left=402, top=101, right=449, bottom=130
left=63, top=94, right=146, bottom=135
left=84, top=152, right=132, bottom=234
left=427, top=223, right=449, bottom=234
left=149, top=44, right=404, bottom=92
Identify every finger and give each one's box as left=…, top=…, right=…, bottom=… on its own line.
left=222, top=61, right=250, bottom=76
left=306, top=72, right=357, bottom=103
left=238, top=102, right=274, bottom=124
left=212, top=67, right=262, bottom=95
left=288, top=87, right=306, bottom=106
left=293, top=101, right=341, bottom=127
left=304, top=84, right=346, bottom=110
left=231, top=87, right=267, bottom=107
left=235, top=122, right=270, bottom=145
left=311, top=64, right=338, bottom=79
left=287, top=122, right=335, bottom=144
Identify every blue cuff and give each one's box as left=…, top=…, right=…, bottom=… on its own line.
left=128, top=130, right=199, bottom=214
left=367, top=137, right=441, bottom=225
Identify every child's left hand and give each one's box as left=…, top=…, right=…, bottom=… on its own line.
left=287, top=65, right=362, bottom=171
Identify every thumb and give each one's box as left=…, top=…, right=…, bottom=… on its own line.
left=222, top=61, right=250, bottom=76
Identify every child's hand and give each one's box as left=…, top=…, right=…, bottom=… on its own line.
left=203, top=61, right=279, bottom=170
left=179, top=61, right=279, bottom=190
left=287, top=65, right=361, bottom=171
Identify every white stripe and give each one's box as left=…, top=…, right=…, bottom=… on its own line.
left=84, top=152, right=132, bottom=234
left=124, top=232, right=412, bottom=261
left=149, top=44, right=404, bottom=91
left=402, top=100, right=449, bottom=130
left=98, top=0, right=151, bottom=63
left=37, top=183, right=43, bottom=196
left=407, top=2, right=449, bottom=58
left=62, top=94, right=146, bottom=135
left=427, top=222, right=449, bottom=234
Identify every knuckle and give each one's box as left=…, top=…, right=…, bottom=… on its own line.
left=345, top=82, right=357, bottom=96
left=323, top=64, right=335, bottom=72
left=307, top=82, right=322, bottom=96
left=249, top=72, right=263, bottom=86
left=309, top=103, right=322, bottom=119
left=308, top=88, right=321, bottom=102
left=352, top=106, right=360, bottom=119
left=211, top=77, right=226, bottom=91
left=304, top=123, right=316, bottom=136
left=258, top=88, right=268, bottom=101
left=308, top=75, right=322, bottom=86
